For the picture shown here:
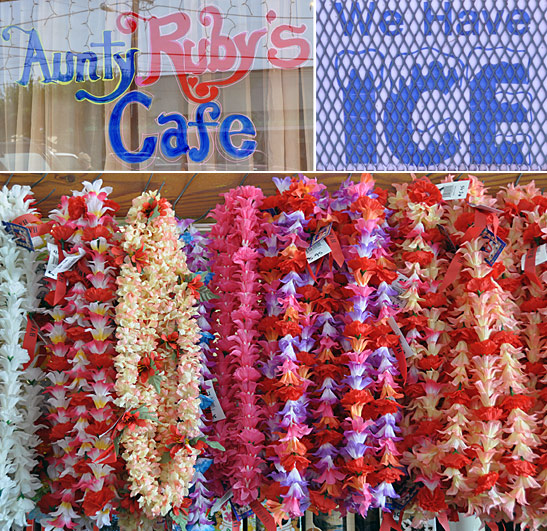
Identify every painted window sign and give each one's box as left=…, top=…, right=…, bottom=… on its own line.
left=0, top=1, right=312, bottom=171
left=316, top=0, right=547, bottom=170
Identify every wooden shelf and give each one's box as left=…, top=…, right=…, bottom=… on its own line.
left=3, top=172, right=546, bottom=219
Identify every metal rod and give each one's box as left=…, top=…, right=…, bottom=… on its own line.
left=173, top=173, right=198, bottom=208
left=194, top=207, right=212, bottom=224
left=143, top=174, right=152, bottom=193
left=515, top=173, right=523, bottom=185
left=34, top=188, right=55, bottom=205
left=31, top=173, right=47, bottom=188
left=3, top=173, right=14, bottom=187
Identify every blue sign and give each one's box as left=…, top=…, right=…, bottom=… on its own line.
left=316, top=0, right=545, bottom=170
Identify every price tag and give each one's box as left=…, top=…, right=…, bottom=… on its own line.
left=53, top=248, right=86, bottom=275
left=521, top=244, right=547, bottom=270
left=388, top=316, right=413, bottom=360
left=479, top=228, right=506, bottom=266
left=249, top=501, right=276, bottom=531
left=204, top=380, right=226, bottom=422
left=306, top=224, right=333, bottom=264
left=2, top=221, right=34, bottom=251
left=436, top=180, right=470, bottom=200
left=389, top=272, right=409, bottom=310
left=210, top=489, right=234, bottom=515
left=44, top=243, right=60, bottom=279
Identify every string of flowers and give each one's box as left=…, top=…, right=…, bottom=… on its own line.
left=496, top=182, right=546, bottom=527
left=39, top=180, right=123, bottom=531
left=388, top=176, right=452, bottom=522
left=334, top=174, right=404, bottom=516
left=307, top=191, right=349, bottom=516
left=114, top=191, right=203, bottom=524
left=437, top=176, right=540, bottom=522
left=205, top=186, right=267, bottom=506
left=0, top=184, right=45, bottom=529
left=261, top=176, right=330, bottom=521
left=178, top=219, right=216, bottom=531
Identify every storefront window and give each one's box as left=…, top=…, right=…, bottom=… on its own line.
left=0, top=0, right=313, bottom=171
left=316, top=0, right=546, bottom=171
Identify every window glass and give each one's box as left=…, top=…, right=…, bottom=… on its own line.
left=0, top=0, right=313, bottom=171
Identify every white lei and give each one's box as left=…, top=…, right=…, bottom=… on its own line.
left=0, top=185, right=45, bottom=529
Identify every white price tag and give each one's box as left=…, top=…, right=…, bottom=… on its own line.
left=389, top=272, right=410, bottom=309
left=54, top=248, right=86, bottom=276
left=306, top=238, right=331, bottom=263
left=436, top=180, right=470, bottom=200
left=388, top=316, right=414, bottom=359
left=210, top=489, right=233, bottom=515
left=44, top=243, right=60, bottom=279
left=205, top=379, right=226, bottom=422
left=521, top=244, right=547, bottom=270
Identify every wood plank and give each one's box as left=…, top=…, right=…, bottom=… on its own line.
left=2, top=172, right=546, bottom=219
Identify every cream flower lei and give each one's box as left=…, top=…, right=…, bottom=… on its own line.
left=0, top=184, right=45, bottom=529
left=114, top=191, right=202, bottom=522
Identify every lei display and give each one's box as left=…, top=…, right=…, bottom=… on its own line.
left=40, top=180, right=122, bottom=530
left=262, top=177, right=331, bottom=520
left=388, top=177, right=451, bottom=522
left=114, top=191, right=203, bottom=524
left=178, top=218, right=216, bottom=531
left=434, top=177, right=540, bottom=524
left=0, top=185, right=45, bottom=529
left=0, top=174, right=545, bottom=531
left=496, top=182, right=547, bottom=527
left=335, top=175, right=404, bottom=517
left=206, top=186, right=266, bottom=506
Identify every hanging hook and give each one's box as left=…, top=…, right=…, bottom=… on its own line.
left=193, top=207, right=212, bottom=224
left=31, top=173, right=47, bottom=188
left=157, top=181, right=166, bottom=194
left=514, top=173, right=523, bottom=186
left=454, top=173, right=463, bottom=181
left=238, top=173, right=249, bottom=187
left=143, top=174, right=153, bottom=193
left=3, top=173, right=14, bottom=187
left=173, top=173, right=198, bottom=208
left=34, top=188, right=56, bottom=206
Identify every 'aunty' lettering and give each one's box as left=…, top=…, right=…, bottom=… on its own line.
left=1, top=5, right=310, bottom=165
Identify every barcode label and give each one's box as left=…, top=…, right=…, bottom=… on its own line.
left=437, top=180, right=470, bottom=200
left=307, top=224, right=333, bottom=263
left=306, top=239, right=331, bottom=263
left=388, top=316, right=414, bottom=359
left=389, top=272, right=409, bottom=309
left=54, top=248, right=86, bottom=275
left=204, top=380, right=226, bottom=422
left=44, top=243, right=60, bottom=279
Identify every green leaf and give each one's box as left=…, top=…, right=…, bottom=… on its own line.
left=160, top=452, right=172, bottom=464
left=199, top=285, right=215, bottom=302
left=134, top=406, right=158, bottom=422
left=114, top=435, right=120, bottom=456
left=149, top=373, right=162, bottom=394
left=149, top=205, right=160, bottom=220
left=171, top=511, right=188, bottom=527
left=206, top=440, right=225, bottom=452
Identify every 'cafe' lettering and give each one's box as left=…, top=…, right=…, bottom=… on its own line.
left=2, top=6, right=310, bottom=165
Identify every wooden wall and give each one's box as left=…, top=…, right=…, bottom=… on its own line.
left=3, top=172, right=546, bottom=219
